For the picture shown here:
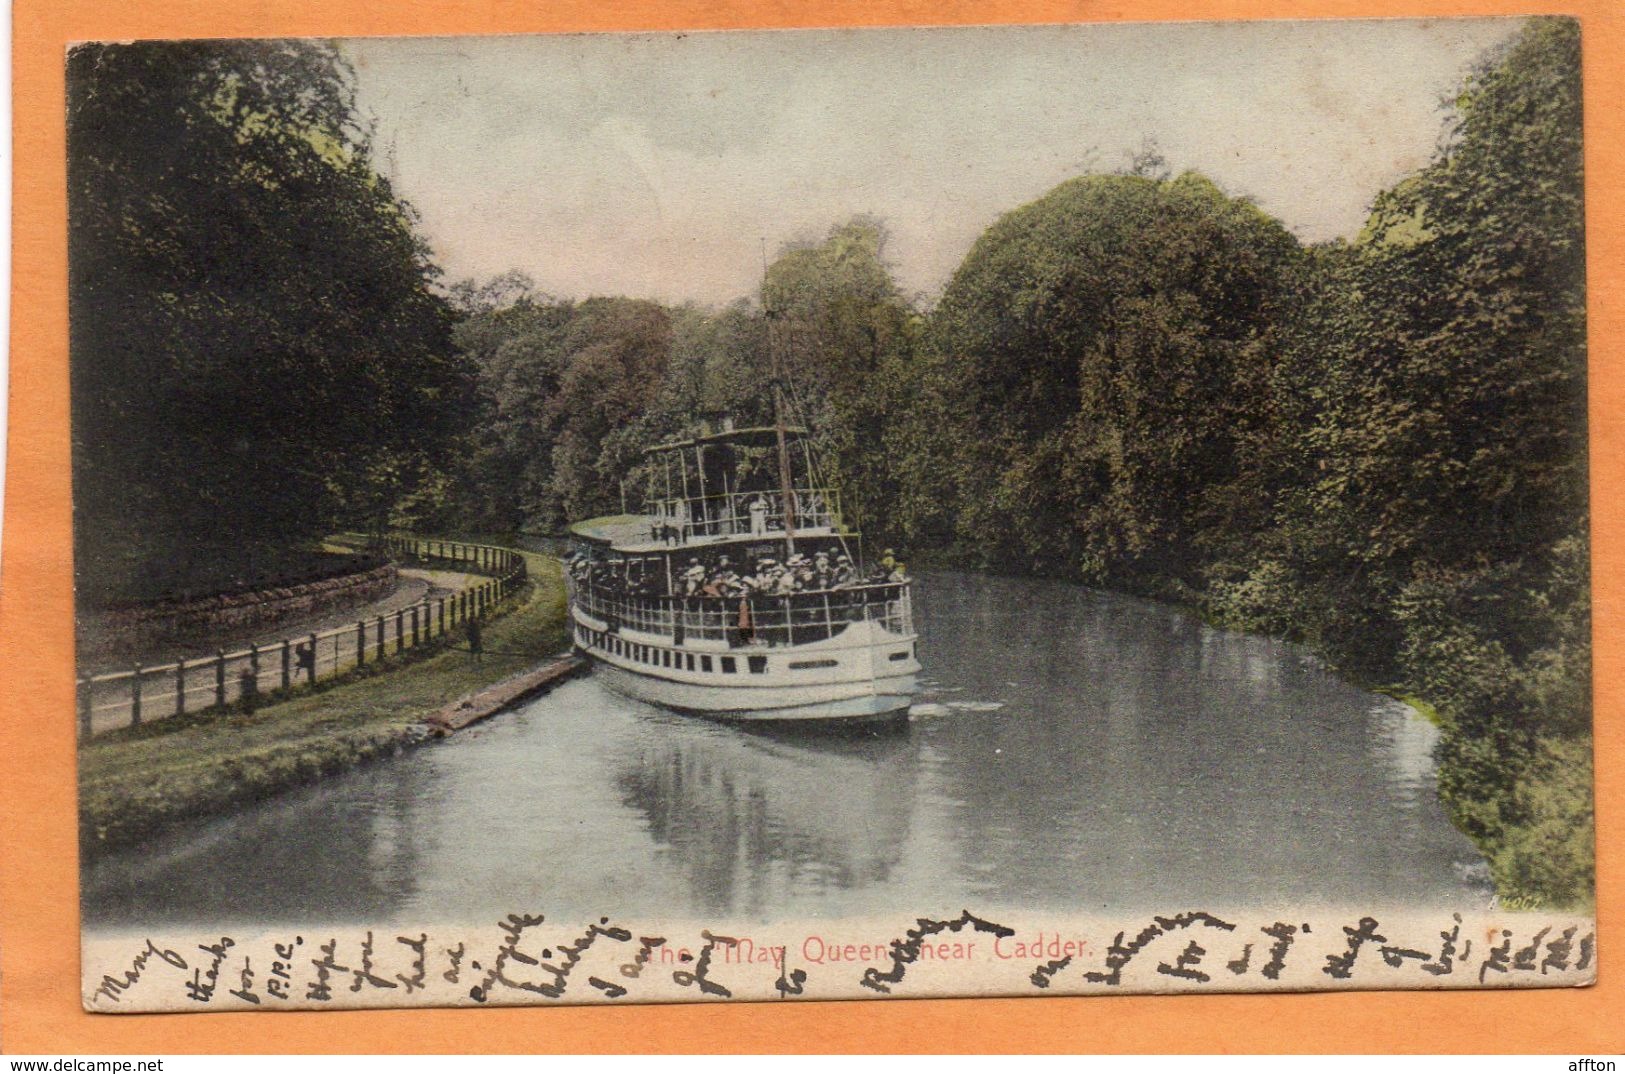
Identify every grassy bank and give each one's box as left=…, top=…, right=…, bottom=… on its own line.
left=79, top=549, right=569, bottom=853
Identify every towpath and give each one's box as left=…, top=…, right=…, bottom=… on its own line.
left=80, top=567, right=475, bottom=677
left=79, top=567, right=486, bottom=735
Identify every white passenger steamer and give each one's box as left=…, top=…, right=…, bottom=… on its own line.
left=566, top=420, right=920, bottom=724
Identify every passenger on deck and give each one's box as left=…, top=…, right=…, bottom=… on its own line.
left=812, top=551, right=832, bottom=589
left=699, top=556, right=735, bottom=597
left=748, top=495, right=769, bottom=536
left=748, top=559, right=777, bottom=593
left=682, top=557, right=706, bottom=596
left=832, top=554, right=856, bottom=588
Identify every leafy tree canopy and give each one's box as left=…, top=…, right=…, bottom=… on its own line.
left=69, top=40, right=475, bottom=603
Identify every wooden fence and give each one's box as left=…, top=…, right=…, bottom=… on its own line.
left=77, top=537, right=528, bottom=739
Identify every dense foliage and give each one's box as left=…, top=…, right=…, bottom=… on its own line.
left=68, top=40, right=476, bottom=605
left=430, top=218, right=917, bottom=538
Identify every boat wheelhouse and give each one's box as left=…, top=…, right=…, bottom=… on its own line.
left=566, top=423, right=920, bottom=723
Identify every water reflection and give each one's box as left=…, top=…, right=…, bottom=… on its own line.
left=84, top=750, right=436, bottom=927
left=83, top=570, right=1491, bottom=932
left=614, top=720, right=918, bottom=918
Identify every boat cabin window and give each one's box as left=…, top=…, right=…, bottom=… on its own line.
left=701, top=655, right=713, bottom=672
left=720, top=656, right=737, bottom=674
left=748, top=655, right=768, bottom=675
left=789, top=658, right=838, bottom=669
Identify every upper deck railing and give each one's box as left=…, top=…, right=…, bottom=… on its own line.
left=571, top=577, right=912, bottom=647
left=645, top=487, right=843, bottom=545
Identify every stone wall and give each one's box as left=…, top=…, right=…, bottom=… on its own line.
left=80, top=562, right=398, bottom=667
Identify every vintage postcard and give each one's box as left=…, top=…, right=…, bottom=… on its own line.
left=66, top=17, right=1596, bottom=1013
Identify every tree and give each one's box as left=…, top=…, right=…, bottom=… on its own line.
left=920, top=171, right=1301, bottom=582
left=68, top=40, right=474, bottom=603
left=762, top=218, right=920, bottom=537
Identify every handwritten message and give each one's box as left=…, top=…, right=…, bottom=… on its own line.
left=83, top=908, right=1597, bottom=1012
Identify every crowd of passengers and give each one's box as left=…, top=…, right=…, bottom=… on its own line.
left=569, top=548, right=908, bottom=598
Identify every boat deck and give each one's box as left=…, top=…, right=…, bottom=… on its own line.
left=570, top=513, right=842, bottom=554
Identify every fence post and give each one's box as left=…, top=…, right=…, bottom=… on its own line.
left=438, top=597, right=446, bottom=636
left=175, top=660, right=186, bottom=717
left=281, top=639, right=292, bottom=692
left=249, top=642, right=260, bottom=683
left=215, top=650, right=227, bottom=709
left=130, top=666, right=143, bottom=727
left=411, top=604, right=420, bottom=647
left=78, top=680, right=92, bottom=738
left=357, top=621, right=367, bottom=666
left=396, top=610, right=405, bottom=653
left=307, top=632, right=319, bottom=684
left=376, top=615, right=386, bottom=661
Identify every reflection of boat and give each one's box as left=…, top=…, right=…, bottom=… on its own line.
left=615, top=719, right=918, bottom=909
left=567, top=416, right=921, bottom=723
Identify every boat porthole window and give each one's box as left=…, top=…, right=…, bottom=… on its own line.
left=888, top=650, right=909, bottom=662
left=721, top=656, right=736, bottom=674
left=789, top=659, right=838, bottom=670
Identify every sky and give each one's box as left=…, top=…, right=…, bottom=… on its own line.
left=343, top=18, right=1526, bottom=308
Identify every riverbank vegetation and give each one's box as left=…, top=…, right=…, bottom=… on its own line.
left=79, top=552, right=567, bottom=851
left=71, top=23, right=1590, bottom=904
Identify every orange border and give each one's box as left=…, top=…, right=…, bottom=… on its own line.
left=4, top=0, right=1619, bottom=1054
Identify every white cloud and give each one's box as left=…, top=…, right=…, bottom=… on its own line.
left=346, top=18, right=1526, bottom=306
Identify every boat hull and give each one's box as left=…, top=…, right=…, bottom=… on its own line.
left=591, top=659, right=917, bottom=723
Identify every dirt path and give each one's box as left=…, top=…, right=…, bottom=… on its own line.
left=81, top=568, right=470, bottom=676
left=79, top=567, right=503, bottom=735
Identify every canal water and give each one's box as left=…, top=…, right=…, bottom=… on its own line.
left=82, top=571, right=1491, bottom=933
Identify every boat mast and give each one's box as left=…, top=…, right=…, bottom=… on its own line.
left=774, top=385, right=798, bottom=557
left=762, top=237, right=797, bottom=557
